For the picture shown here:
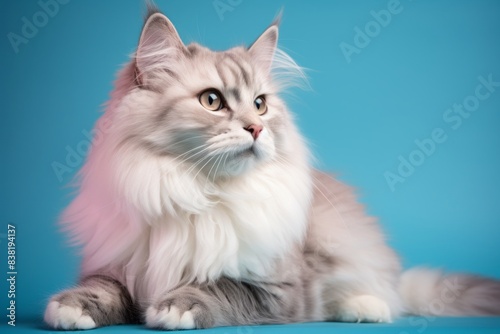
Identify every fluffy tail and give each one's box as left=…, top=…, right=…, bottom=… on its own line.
left=399, top=267, right=500, bottom=316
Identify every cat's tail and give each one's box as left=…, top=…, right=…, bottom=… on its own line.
left=398, top=267, right=500, bottom=316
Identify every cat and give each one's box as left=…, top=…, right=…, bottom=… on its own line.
left=44, top=5, right=500, bottom=330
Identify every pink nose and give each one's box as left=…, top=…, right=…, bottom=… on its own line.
left=244, top=124, right=263, bottom=140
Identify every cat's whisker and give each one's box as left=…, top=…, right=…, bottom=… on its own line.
left=208, top=152, right=228, bottom=187
left=192, top=154, right=219, bottom=185
left=272, top=156, right=352, bottom=237
left=213, top=152, right=227, bottom=184
left=203, top=153, right=227, bottom=206
left=161, top=146, right=209, bottom=175
left=182, top=155, right=209, bottom=178
left=219, top=152, right=230, bottom=178
left=182, top=150, right=218, bottom=181
left=204, top=153, right=223, bottom=191
left=310, top=179, right=353, bottom=238
left=169, top=144, right=215, bottom=170
left=171, top=134, right=208, bottom=147
left=305, top=170, right=353, bottom=238
left=163, top=143, right=209, bottom=166
left=184, top=154, right=222, bottom=207
left=165, top=135, right=225, bottom=167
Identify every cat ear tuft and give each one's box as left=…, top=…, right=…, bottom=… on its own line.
left=135, top=10, right=185, bottom=86
left=249, top=18, right=280, bottom=75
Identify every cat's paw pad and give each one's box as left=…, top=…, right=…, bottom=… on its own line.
left=146, top=305, right=196, bottom=329
left=44, top=300, right=97, bottom=330
left=337, top=295, right=392, bottom=323
left=146, top=292, right=214, bottom=330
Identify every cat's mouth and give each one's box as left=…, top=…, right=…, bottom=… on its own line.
left=234, top=146, right=256, bottom=158
left=222, top=145, right=262, bottom=177
left=225, top=145, right=261, bottom=167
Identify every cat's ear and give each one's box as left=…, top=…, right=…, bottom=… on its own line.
left=135, top=10, right=185, bottom=86
left=249, top=17, right=280, bottom=74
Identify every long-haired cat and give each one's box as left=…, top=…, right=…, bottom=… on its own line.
left=44, top=5, right=500, bottom=330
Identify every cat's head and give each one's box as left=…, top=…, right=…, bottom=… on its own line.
left=112, top=7, right=306, bottom=180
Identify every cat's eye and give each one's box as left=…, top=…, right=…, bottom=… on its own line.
left=254, top=96, right=267, bottom=115
left=199, top=89, right=224, bottom=111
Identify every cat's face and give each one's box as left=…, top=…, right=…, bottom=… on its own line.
left=123, top=12, right=295, bottom=179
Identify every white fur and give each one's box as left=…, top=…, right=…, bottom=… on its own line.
left=146, top=305, right=196, bottom=329
left=44, top=301, right=96, bottom=330
left=62, top=74, right=313, bottom=305
left=336, top=295, right=392, bottom=323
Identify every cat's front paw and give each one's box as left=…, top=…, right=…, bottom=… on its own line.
left=44, top=300, right=97, bottom=330
left=336, top=295, right=392, bottom=323
left=145, top=289, right=214, bottom=330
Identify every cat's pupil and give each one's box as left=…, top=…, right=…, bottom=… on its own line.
left=209, top=94, right=217, bottom=105
left=255, top=98, right=262, bottom=109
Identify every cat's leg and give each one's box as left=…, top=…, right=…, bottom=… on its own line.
left=306, top=243, right=400, bottom=323
left=334, top=294, right=393, bottom=323
left=308, top=171, right=403, bottom=323
left=321, top=259, right=403, bottom=323
left=145, top=277, right=296, bottom=329
left=44, top=275, right=138, bottom=330
left=313, top=242, right=402, bottom=324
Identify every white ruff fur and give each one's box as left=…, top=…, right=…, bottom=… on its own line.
left=62, top=82, right=312, bottom=304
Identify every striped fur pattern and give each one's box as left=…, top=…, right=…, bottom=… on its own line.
left=44, top=5, right=500, bottom=330
left=44, top=276, right=138, bottom=329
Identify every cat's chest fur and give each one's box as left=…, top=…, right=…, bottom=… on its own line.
left=135, top=161, right=312, bottom=301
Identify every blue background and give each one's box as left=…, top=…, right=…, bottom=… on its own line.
left=1, top=0, right=499, bottom=333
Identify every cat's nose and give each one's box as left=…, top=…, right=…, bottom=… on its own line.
left=244, top=124, right=263, bottom=140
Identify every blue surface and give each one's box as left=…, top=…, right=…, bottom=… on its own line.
left=1, top=0, right=500, bottom=332
left=0, top=317, right=500, bottom=334
left=3, top=318, right=500, bottom=334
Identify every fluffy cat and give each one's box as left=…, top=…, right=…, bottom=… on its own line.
left=44, top=6, right=500, bottom=330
